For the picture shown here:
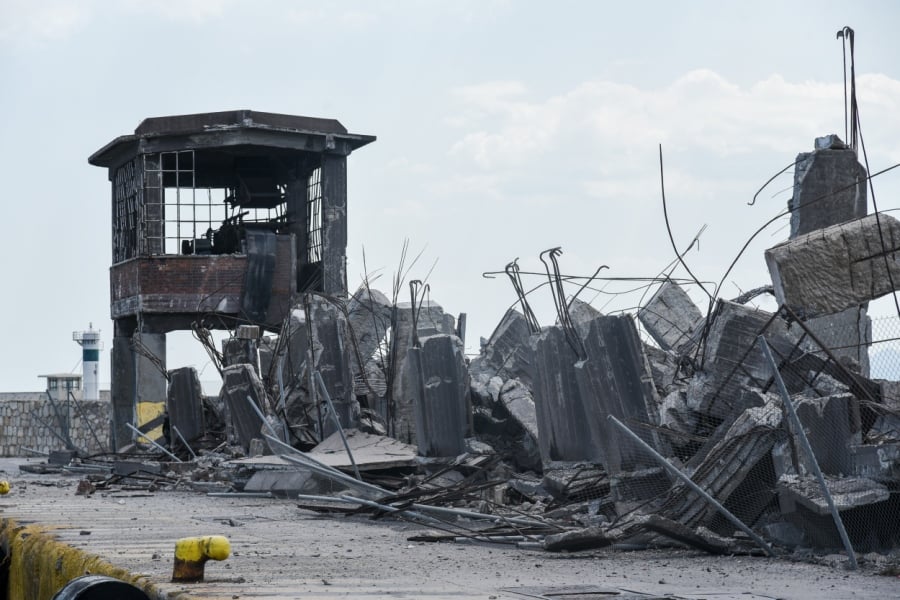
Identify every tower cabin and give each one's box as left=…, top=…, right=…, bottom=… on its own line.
left=89, top=110, right=374, bottom=448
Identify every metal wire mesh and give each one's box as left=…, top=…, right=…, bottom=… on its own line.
left=595, top=307, right=900, bottom=563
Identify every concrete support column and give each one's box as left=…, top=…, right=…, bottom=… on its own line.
left=110, top=329, right=166, bottom=450
left=320, top=154, right=348, bottom=296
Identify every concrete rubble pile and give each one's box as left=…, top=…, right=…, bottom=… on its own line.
left=33, top=134, right=900, bottom=564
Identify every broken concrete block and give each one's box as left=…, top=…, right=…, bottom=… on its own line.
left=659, top=390, right=697, bottom=438
left=306, top=294, right=358, bottom=436
left=468, top=309, right=534, bottom=387
left=543, top=526, right=614, bottom=552
left=777, top=474, right=889, bottom=515
left=389, top=300, right=457, bottom=443
left=408, top=334, right=470, bottom=457
left=347, top=286, right=392, bottom=382
left=220, top=364, right=269, bottom=452
left=850, top=443, right=900, bottom=482
left=638, top=281, right=704, bottom=353
left=567, top=298, right=603, bottom=340
left=258, top=336, right=275, bottom=380
left=877, top=379, right=900, bottom=411
left=643, top=345, right=682, bottom=397
left=532, top=326, right=599, bottom=463
left=638, top=514, right=734, bottom=555
left=792, top=393, right=861, bottom=476
left=498, top=378, right=539, bottom=443
left=867, top=413, right=900, bottom=444
left=800, top=306, right=871, bottom=377
left=167, top=367, right=205, bottom=444
left=575, top=314, right=663, bottom=474
left=222, top=328, right=260, bottom=371
left=766, top=213, right=900, bottom=315
left=689, top=300, right=802, bottom=419
left=469, top=373, right=503, bottom=409
left=789, top=143, right=866, bottom=238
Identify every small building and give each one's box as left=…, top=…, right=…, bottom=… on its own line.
left=89, top=110, right=375, bottom=449
left=38, top=373, right=82, bottom=403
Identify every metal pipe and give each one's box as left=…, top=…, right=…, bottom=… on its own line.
left=67, top=390, right=107, bottom=454
left=278, top=453, right=385, bottom=498
left=125, top=422, right=182, bottom=463
left=276, top=353, right=286, bottom=413
left=409, top=502, right=555, bottom=529
left=758, top=336, right=858, bottom=569
left=22, top=447, right=49, bottom=456
left=296, top=493, right=360, bottom=504
left=607, top=415, right=776, bottom=557
left=246, top=395, right=279, bottom=439
left=264, top=434, right=387, bottom=498
left=340, top=495, right=446, bottom=527
left=29, top=409, right=79, bottom=452
left=171, top=425, right=198, bottom=460
left=43, top=391, right=75, bottom=450
left=314, top=371, right=361, bottom=481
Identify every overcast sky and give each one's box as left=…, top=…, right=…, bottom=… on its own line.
left=2, top=1, right=899, bottom=393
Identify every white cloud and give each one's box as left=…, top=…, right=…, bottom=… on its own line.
left=118, top=0, right=233, bottom=22
left=0, top=1, right=91, bottom=43
left=446, top=69, right=900, bottom=193
left=285, top=6, right=378, bottom=30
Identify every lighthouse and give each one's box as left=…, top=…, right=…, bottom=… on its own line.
left=73, top=324, right=102, bottom=401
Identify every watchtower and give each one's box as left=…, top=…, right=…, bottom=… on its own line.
left=89, top=110, right=374, bottom=448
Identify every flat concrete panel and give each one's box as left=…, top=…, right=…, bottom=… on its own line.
left=766, top=214, right=900, bottom=315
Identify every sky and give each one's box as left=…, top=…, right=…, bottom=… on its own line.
left=1, top=1, right=900, bottom=393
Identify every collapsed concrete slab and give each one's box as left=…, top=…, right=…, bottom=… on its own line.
left=309, top=429, right=418, bottom=471
left=658, top=400, right=782, bottom=528
left=766, top=213, right=900, bottom=316
left=638, top=281, right=704, bottom=353
left=789, top=139, right=867, bottom=238
left=409, top=334, right=470, bottom=457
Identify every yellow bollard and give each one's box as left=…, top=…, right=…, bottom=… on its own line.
left=171, top=535, right=230, bottom=583
left=0, top=480, right=10, bottom=494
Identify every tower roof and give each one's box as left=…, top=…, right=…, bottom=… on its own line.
left=89, top=110, right=375, bottom=170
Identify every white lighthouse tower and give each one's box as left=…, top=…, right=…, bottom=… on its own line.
left=73, top=323, right=102, bottom=401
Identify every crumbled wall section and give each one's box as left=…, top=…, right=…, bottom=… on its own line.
left=0, top=395, right=110, bottom=456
